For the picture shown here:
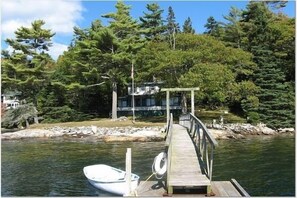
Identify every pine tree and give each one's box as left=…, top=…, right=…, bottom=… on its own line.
left=204, top=16, right=223, bottom=37
left=101, top=1, right=144, bottom=119
left=182, top=17, right=195, bottom=34
left=139, top=3, right=166, bottom=40
left=166, top=6, right=180, bottom=50
left=223, top=7, right=243, bottom=48
left=1, top=20, right=55, bottom=105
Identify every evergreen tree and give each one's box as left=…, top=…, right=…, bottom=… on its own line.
left=204, top=16, right=223, bottom=37
left=100, top=1, right=144, bottom=119
left=182, top=17, right=195, bottom=34
left=223, top=7, right=243, bottom=48
left=241, top=2, right=294, bottom=128
left=1, top=20, right=55, bottom=105
left=139, top=3, right=165, bottom=40
left=166, top=6, right=180, bottom=49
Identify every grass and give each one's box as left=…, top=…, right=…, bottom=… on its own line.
left=195, top=110, right=246, bottom=124
left=28, top=110, right=245, bottom=129
left=29, top=117, right=166, bottom=129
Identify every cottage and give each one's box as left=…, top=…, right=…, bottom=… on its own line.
left=117, top=82, right=182, bottom=117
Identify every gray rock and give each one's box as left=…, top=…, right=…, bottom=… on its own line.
left=278, top=128, right=295, bottom=133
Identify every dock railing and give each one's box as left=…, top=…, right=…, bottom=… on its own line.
left=165, top=113, right=173, bottom=192
left=165, top=113, right=173, bottom=146
left=188, top=113, right=218, bottom=182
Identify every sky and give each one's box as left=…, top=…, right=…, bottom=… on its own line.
left=1, top=0, right=295, bottom=60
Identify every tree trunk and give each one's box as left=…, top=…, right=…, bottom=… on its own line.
left=25, top=119, right=29, bottom=128
left=181, top=92, right=187, bottom=114
left=33, top=106, right=39, bottom=124
left=112, top=81, right=118, bottom=120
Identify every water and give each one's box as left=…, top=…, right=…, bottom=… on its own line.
left=213, top=136, right=295, bottom=196
left=1, top=136, right=295, bottom=196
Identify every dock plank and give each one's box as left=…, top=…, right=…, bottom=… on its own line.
left=168, top=124, right=210, bottom=188
left=211, top=181, right=242, bottom=197
left=136, top=181, right=166, bottom=196
left=137, top=181, right=243, bottom=197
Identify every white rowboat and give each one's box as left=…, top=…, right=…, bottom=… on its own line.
left=83, top=164, right=140, bottom=195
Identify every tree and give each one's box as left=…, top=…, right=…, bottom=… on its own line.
left=223, top=7, right=244, bottom=48
left=204, top=16, right=223, bottom=37
left=182, top=17, right=195, bottom=34
left=136, top=34, right=257, bottom=112
left=265, top=0, right=288, bottom=10
left=1, top=103, right=38, bottom=128
left=166, top=6, right=180, bottom=50
left=241, top=1, right=294, bottom=128
left=1, top=20, right=55, bottom=106
left=180, top=63, right=235, bottom=108
left=139, top=3, right=165, bottom=41
left=100, top=1, right=144, bottom=119
left=267, top=13, right=295, bottom=82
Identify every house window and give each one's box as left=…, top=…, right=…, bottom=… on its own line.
left=169, top=97, right=179, bottom=106
left=173, top=97, right=179, bottom=105
left=146, top=98, right=155, bottom=106
left=162, top=99, right=166, bottom=106
left=150, top=98, right=155, bottom=106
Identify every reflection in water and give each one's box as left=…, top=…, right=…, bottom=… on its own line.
left=1, top=136, right=295, bottom=196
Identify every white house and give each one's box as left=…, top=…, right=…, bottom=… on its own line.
left=1, top=94, right=20, bottom=110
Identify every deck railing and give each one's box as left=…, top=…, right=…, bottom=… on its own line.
left=188, top=113, right=218, bottom=181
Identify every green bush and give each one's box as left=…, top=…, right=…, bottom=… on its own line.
left=41, top=106, right=92, bottom=123
left=247, top=111, right=260, bottom=125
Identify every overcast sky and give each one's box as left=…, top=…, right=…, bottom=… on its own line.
left=1, top=0, right=295, bottom=60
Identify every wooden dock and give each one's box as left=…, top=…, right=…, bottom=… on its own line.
left=135, top=113, right=249, bottom=197
left=136, top=180, right=246, bottom=197
left=168, top=124, right=210, bottom=192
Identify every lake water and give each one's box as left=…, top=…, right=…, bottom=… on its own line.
left=1, top=136, right=295, bottom=196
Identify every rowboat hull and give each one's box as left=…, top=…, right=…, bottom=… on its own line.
left=87, top=178, right=139, bottom=195
left=83, top=164, right=139, bottom=195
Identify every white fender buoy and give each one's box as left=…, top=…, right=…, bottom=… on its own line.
left=152, top=152, right=167, bottom=179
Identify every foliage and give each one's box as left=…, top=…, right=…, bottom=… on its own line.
left=204, top=16, right=224, bottom=37
left=239, top=2, right=294, bottom=128
left=182, top=17, right=195, bottom=34
left=139, top=3, right=166, bottom=41
left=41, top=106, right=93, bottom=123
left=1, top=103, right=38, bottom=128
left=166, top=6, right=180, bottom=49
left=1, top=20, right=55, bottom=105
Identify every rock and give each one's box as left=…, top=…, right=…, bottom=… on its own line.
left=256, top=123, right=276, bottom=135
left=277, top=128, right=295, bottom=133
left=261, top=127, right=276, bottom=135
left=111, top=116, right=128, bottom=122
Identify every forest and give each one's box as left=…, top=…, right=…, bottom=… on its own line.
left=1, top=1, right=295, bottom=129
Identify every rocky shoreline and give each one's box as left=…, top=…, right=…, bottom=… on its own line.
left=1, top=126, right=166, bottom=141
left=1, top=123, right=294, bottom=141
left=208, top=123, right=295, bottom=139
